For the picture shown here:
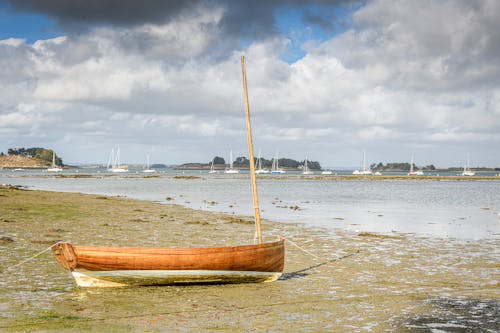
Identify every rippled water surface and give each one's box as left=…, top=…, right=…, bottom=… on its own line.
left=2, top=169, right=499, bottom=239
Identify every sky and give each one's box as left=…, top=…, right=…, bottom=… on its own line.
left=1, top=0, right=499, bottom=168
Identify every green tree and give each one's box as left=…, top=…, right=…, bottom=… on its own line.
left=279, top=158, right=299, bottom=168
left=305, top=160, right=321, bottom=170
left=234, top=156, right=249, bottom=166
left=7, top=147, right=63, bottom=166
left=260, top=158, right=273, bottom=168
left=211, top=156, right=225, bottom=165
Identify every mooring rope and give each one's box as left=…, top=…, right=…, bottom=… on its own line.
left=285, top=238, right=323, bottom=260
left=282, top=238, right=360, bottom=279
left=3, top=242, right=61, bottom=272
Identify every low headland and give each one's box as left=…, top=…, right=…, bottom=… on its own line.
left=0, top=155, right=51, bottom=169
left=0, top=148, right=64, bottom=169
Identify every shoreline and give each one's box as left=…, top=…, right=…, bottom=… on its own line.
left=0, top=185, right=498, bottom=331
left=4, top=172, right=500, bottom=181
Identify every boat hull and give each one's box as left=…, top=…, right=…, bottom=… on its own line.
left=70, top=269, right=282, bottom=287
left=52, top=239, right=285, bottom=287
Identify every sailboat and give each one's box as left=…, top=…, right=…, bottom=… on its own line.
left=461, top=154, right=475, bottom=176
left=320, top=160, right=333, bottom=175
left=407, top=156, right=424, bottom=176
left=143, top=155, right=156, bottom=173
left=224, top=150, right=240, bottom=174
left=107, top=147, right=129, bottom=173
left=209, top=158, right=218, bottom=174
left=47, top=151, right=63, bottom=172
left=271, top=151, right=285, bottom=174
left=51, top=56, right=285, bottom=287
left=255, top=150, right=269, bottom=174
left=352, top=152, right=372, bottom=175
left=302, top=156, right=314, bottom=175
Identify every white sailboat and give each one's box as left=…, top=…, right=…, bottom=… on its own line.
left=209, top=158, right=218, bottom=174
left=255, top=150, right=269, bottom=174
left=47, top=151, right=63, bottom=172
left=461, top=154, right=475, bottom=176
left=143, top=155, right=156, bottom=173
left=321, top=160, right=333, bottom=175
left=302, top=156, right=314, bottom=175
left=107, top=147, right=129, bottom=173
left=352, top=152, right=372, bottom=175
left=408, top=156, right=424, bottom=176
left=224, top=150, right=240, bottom=174
left=271, top=151, right=285, bottom=174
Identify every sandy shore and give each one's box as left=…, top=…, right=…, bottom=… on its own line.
left=0, top=185, right=498, bottom=332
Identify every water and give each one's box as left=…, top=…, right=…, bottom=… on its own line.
left=1, top=168, right=499, bottom=239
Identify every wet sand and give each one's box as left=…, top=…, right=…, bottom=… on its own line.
left=0, top=185, right=498, bottom=332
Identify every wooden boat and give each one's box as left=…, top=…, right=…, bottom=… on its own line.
left=51, top=240, right=284, bottom=287
left=52, top=56, right=285, bottom=287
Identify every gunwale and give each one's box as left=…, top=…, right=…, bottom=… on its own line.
left=52, top=239, right=284, bottom=274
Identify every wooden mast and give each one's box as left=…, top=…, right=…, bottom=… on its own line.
left=241, top=55, right=262, bottom=244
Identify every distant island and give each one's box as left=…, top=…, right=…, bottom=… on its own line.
left=1, top=148, right=499, bottom=172
left=177, top=158, right=500, bottom=172
left=371, top=162, right=500, bottom=172
left=151, top=164, right=167, bottom=168
left=176, top=156, right=322, bottom=170
left=371, top=162, right=435, bottom=172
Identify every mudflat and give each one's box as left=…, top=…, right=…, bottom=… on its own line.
left=0, top=185, right=498, bottom=332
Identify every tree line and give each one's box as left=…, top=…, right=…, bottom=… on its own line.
left=210, top=156, right=322, bottom=170
left=5, top=147, right=63, bottom=166
left=370, top=162, right=436, bottom=171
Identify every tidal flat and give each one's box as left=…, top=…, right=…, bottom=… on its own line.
left=0, top=185, right=498, bottom=332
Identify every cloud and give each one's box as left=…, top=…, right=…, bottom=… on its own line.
left=8, top=0, right=200, bottom=26
left=1, top=0, right=500, bottom=167
left=337, top=0, right=500, bottom=90
left=7, top=1, right=356, bottom=38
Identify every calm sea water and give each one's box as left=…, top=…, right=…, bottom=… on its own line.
left=1, top=168, right=499, bottom=239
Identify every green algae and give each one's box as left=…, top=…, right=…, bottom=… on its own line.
left=0, top=185, right=498, bottom=332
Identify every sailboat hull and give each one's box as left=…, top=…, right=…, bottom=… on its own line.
left=70, top=269, right=282, bottom=287
left=52, top=240, right=285, bottom=287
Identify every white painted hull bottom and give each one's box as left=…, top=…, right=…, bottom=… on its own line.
left=71, top=270, right=282, bottom=287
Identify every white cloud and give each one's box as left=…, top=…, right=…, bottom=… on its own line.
left=0, top=1, right=499, bottom=167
